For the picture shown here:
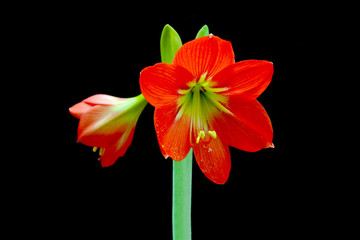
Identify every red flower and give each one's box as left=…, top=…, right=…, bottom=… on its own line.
left=69, top=94, right=147, bottom=167
left=140, top=35, right=274, bottom=184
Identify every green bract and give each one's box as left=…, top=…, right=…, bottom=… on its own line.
left=195, top=25, right=209, bottom=39
left=160, top=24, right=182, bottom=64
left=160, top=24, right=209, bottom=64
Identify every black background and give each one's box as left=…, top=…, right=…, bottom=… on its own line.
left=16, top=4, right=345, bottom=239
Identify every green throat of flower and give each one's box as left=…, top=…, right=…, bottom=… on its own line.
left=176, top=73, right=232, bottom=145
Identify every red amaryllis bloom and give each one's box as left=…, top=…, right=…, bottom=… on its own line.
left=140, top=35, right=274, bottom=184
left=69, top=94, right=147, bottom=167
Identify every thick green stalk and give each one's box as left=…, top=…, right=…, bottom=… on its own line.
left=172, top=149, right=193, bottom=240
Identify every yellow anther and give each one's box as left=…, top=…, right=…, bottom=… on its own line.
left=93, top=147, right=98, bottom=152
left=196, top=131, right=206, bottom=144
left=208, top=131, right=217, bottom=139
left=99, top=148, right=105, bottom=156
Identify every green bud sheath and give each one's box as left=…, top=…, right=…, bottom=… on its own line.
left=195, top=25, right=210, bottom=39
left=160, top=24, right=183, bottom=64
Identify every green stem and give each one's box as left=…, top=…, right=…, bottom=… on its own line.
left=172, top=149, right=193, bottom=240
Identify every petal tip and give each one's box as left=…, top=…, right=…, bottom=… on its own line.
left=266, top=61, right=274, bottom=70
left=69, top=106, right=78, bottom=118
left=69, top=102, right=92, bottom=119
left=213, top=176, right=229, bottom=185
left=76, top=135, right=83, bottom=144
left=100, top=160, right=113, bottom=168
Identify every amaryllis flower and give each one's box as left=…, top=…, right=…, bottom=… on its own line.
left=69, top=94, right=147, bottom=167
left=140, top=35, right=274, bottom=184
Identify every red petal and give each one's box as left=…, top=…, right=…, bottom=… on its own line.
left=69, top=94, right=123, bottom=119
left=69, top=102, right=92, bottom=119
left=100, top=127, right=135, bottom=167
left=83, top=94, right=125, bottom=106
left=140, top=63, right=193, bottom=108
left=193, top=137, right=231, bottom=185
left=212, top=60, right=274, bottom=100
left=77, top=105, right=130, bottom=148
left=173, top=35, right=235, bottom=79
left=214, top=98, right=273, bottom=152
left=154, top=103, right=191, bottom=161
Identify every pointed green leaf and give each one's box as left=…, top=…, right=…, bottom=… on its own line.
left=160, top=24, right=182, bottom=64
left=195, top=25, right=210, bottom=39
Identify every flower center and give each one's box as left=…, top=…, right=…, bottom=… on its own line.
left=177, top=73, right=231, bottom=145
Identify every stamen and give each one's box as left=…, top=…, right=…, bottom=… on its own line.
left=99, top=148, right=105, bottom=156
left=210, top=87, right=229, bottom=93
left=178, top=89, right=190, bottom=95
left=208, top=131, right=217, bottom=139
left=196, top=131, right=206, bottom=144
left=93, top=147, right=98, bottom=152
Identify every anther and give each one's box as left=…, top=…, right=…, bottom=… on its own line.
left=99, top=148, right=105, bottom=156
left=208, top=131, right=217, bottom=139
left=93, top=147, right=98, bottom=152
left=196, top=131, right=206, bottom=144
